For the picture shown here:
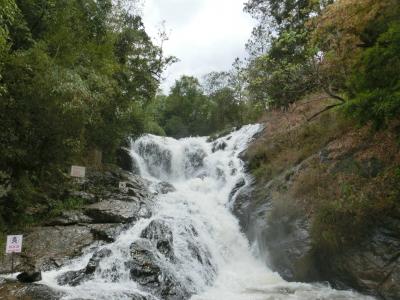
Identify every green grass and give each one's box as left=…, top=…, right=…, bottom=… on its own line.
left=47, top=196, right=87, bottom=219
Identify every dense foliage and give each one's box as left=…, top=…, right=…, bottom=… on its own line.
left=153, top=64, right=260, bottom=138
left=243, top=0, right=400, bottom=125
left=0, top=0, right=172, bottom=230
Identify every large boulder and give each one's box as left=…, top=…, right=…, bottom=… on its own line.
left=85, top=199, right=151, bottom=224
left=128, top=239, right=161, bottom=287
left=116, top=147, right=135, bottom=173
left=140, top=220, right=174, bottom=259
left=127, top=239, right=190, bottom=300
left=0, top=166, right=153, bottom=276
left=16, top=271, right=42, bottom=283
left=89, top=223, right=128, bottom=243
left=0, top=225, right=97, bottom=274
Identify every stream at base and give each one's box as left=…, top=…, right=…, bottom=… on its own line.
left=40, top=125, right=373, bottom=299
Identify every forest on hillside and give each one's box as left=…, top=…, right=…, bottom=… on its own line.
left=0, top=0, right=399, bottom=233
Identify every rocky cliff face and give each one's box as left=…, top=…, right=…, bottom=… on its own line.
left=0, top=165, right=176, bottom=299
left=234, top=105, right=400, bottom=300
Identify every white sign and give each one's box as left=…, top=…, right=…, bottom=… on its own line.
left=70, top=166, right=86, bottom=178
left=6, top=235, right=23, bottom=254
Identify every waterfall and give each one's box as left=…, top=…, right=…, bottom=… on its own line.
left=40, top=125, right=372, bottom=300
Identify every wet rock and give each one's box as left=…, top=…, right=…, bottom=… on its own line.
left=228, top=177, right=246, bottom=202
left=0, top=226, right=96, bottom=273
left=16, top=271, right=42, bottom=283
left=45, top=211, right=93, bottom=226
left=215, top=168, right=225, bottom=181
left=57, top=248, right=112, bottom=286
left=89, top=223, right=127, bottom=242
left=57, top=269, right=87, bottom=287
left=86, top=248, right=112, bottom=274
left=78, top=166, right=149, bottom=200
left=128, top=239, right=161, bottom=286
left=127, top=239, right=190, bottom=300
left=141, top=220, right=174, bottom=259
left=85, top=199, right=149, bottom=223
left=264, top=215, right=319, bottom=282
left=212, top=141, right=227, bottom=152
left=321, top=217, right=400, bottom=299
left=155, top=182, right=176, bottom=194
left=184, top=146, right=206, bottom=175
left=0, top=281, right=63, bottom=300
left=137, top=141, right=172, bottom=178
left=116, top=147, right=135, bottom=173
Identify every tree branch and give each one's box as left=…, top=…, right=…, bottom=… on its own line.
left=323, top=84, right=346, bottom=103
left=307, top=103, right=344, bottom=121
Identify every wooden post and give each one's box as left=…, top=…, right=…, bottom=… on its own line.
left=11, top=252, right=14, bottom=273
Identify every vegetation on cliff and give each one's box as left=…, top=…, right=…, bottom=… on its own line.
left=245, top=96, right=400, bottom=253
left=242, top=0, right=400, bottom=254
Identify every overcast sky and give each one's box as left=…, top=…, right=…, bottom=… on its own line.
left=142, top=0, right=255, bottom=92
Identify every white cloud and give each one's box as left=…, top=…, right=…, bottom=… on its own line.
left=142, top=0, right=255, bottom=92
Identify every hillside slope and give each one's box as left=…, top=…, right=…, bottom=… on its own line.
left=235, top=94, right=400, bottom=299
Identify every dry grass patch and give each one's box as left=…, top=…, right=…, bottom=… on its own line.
left=246, top=93, right=400, bottom=253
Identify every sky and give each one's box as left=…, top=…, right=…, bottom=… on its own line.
left=141, top=0, right=255, bottom=92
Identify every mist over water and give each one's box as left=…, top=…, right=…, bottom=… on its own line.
left=40, top=125, right=372, bottom=299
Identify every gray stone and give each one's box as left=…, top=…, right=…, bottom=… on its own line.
left=155, top=182, right=176, bottom=194
left=57, top=248, right=112, bottom=286
left=0, top=226, right=96, bottom=273
left=89, top=223, right=127, bottom=242
left=0, top=280, right=63, bottom=300
left=228, top=177, right=246, bottom=202
left=45, top=211, right=93, bottom=226
left=320, top=217, right=400, bottom=299
left=85, top=200, right=147, bottom=223
left=127, top=239, right=191, bottom=300
left=16, top=271, right=42, bottom=283
left=85, top=248, right=112, bottom=274
left=128, top=239, right=161, bottom=286
left=141, top=220, right=174, bottom=259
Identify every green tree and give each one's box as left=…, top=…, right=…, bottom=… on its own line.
left=0, top=0, right=172, bottom=230
left=160, top=76, right=212, bottom=137
left=346, top=22, right=400, bottom=127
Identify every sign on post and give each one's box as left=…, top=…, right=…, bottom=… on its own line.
left=6, top=235, right=23, bottom=254
left=70, top=166, right=86, bottom=178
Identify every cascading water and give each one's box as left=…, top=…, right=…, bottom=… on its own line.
left=40, top=125, right=373, bottom=299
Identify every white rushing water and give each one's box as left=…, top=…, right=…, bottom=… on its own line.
left=40, top=125, right=373, bottom=299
